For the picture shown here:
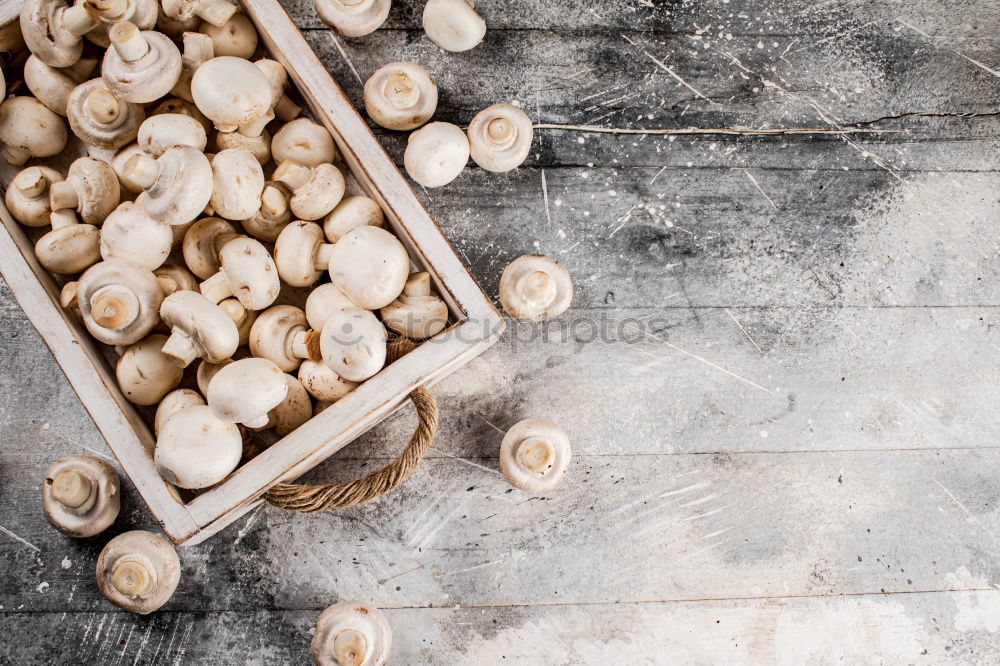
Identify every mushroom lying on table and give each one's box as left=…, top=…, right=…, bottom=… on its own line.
left=136, top=112, right=208, bottom=156
left=242, top=183, right=291, bottom=241
left=274, top=220, right=334, bottom=288
left=498, top=254, right=573, bottom=321
left=34, top=210, right=101, bottom=275
left=76, top=259, right=164, bottom=345
left=199, top=10, right=257, bottom=58
left=313, top=0, right=390, bottom=37
left=42, top=454, right=120, bottom=538
left=249, top=304, right=322, bottom=372
left=311, top=601, right=392, bottom=666
left=0, top=95, right=68, bottom=165
left=467, top=103, right=533, bottom=173
left=154, top=262, right=198, bottom=296
left=159, top=290, right=239, bottom=367
left=199, top=236, right=280, bottom=311
left=499, top=418, right=571, bottom=493
left=364, top=62, right=437, bottom=131
left=102, top=21, right=183, bottom=103
left=155, top=404, right=242, bottom=487
left=6, top=166, right=64, bottom=227
left=327, top=226, right=409, bottom=310
left=116, top=333, right=184, bottom=405
left=403, top=122, right=469, bottom=188
left=422, top=0, right=486, bottom=53
left=305, top=283, right=355, bottom=331
left=24, top=54, right=92, bottom=115
left=207, top=357, right=288, bottom=427
left=96, top=531, right=180, bottom=614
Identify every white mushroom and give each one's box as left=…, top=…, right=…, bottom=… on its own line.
left=111, top=142, right=146, bottom=193
left=272, top=160, right=345, bottom=221
left=467, top=103, right=533, bottom=172
left=86, top=0, right=158, bottom=47
left=319, top=307, right=387, bottom=382
left=403, top=122, right=469, bottom=188
left=182, top=217, right=240, bottom=279
left=49, top=156, right=121, bottom=224
left=20, top=0, right=100, bottom=67
left=327, top=226, right=409, bottom=310
left=219, top=297, right=257, bottom=346
left=255, top=58, right=301, bottom=122
left=100, top=201, right=172, bottom=270
left=42, top=454, right=120, bottom=538
left=155, top=405, right=242, bottom=487
left=422, top=0, right=485, bottom=52
left=298, top=360, right=358, bottom=402
left=60, top=281, right=83, bottom=322
left=242, top=183, right=291, bottom=241
left=499, top=418, right=571, bottom=493
left=34, top=209, right=101, bottom=274
left=23, top=54, right=89, bottom=115
left=155, top=2, right=199, bottom=37
left=5, top=166, right=64, bottom=227
left=199, top=236, right=280, bottom=311
left=154, top=262, right=198, bottom=296
left=191, top=56, right=272, bottom=133
left=77, top=259, right=163, bottom=345
left=154, top=388, right=204, bottom=436
left=498, top=254, right=573, bottom=321
left=102, top=21, right=183, bottom=103
left=271, top=118, right=335, bottom=168
left=363, top=62, right=437, bottom=131
left=199, top=10, right=257, bottom=58
left=116, top=333, right=184, bottom=405
left=158, top=290, right=239, bottom=367
left=214, top=126, right=271, bottom=164
left=161, top=0, right=236, bottom=28
left=270, top=374, right=312, bottom=437
left=136, top=113, right=208, bottom=156
left=0, top=95, right=68, bottom=165
left=323, top=195, right=384, bottom=242
left=305, top=282, right=355, bottom=330
left=66, top=78, right=145, bottom=150
left=311, top=601, right=392, bottom=666
left=274, top=220, right=334, bottom=288
left=169, top=31, right=214, bottom=103
left=210, top=149, right=264, bottom=220
left=313, top=0, right=390, bottom=37
left=249, top=305, right=321, bottom=372
left=380, top=272, right=449, bottom=339
left=96, top=531, right=180, bottom=615
left=125, top=145, right=213, bottom=226
left=149, top=96, right=212, bottom=132
left=207, top=357, right=288, bottom=427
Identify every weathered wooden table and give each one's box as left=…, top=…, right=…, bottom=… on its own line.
left=2, top=0, right=999, bottom=663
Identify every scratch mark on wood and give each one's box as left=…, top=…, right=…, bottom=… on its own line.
left=0, top=524, right=40, bottom=552
left=327, top=33, right=363, bottom=86
left=898, top=20, right=1000, bottom=79
left=426, top=446, right=505, bottom=478
left=642, top=50, right=714, bottom=104
left=541, top=169, right=553, bottom=227
left=477, top=413, right=506, bottom=435
left=932, top=478, right=1000, bottom=546
left=649, top=166, right=668, bottom=185
left=609, top=203, right=643, bottom=238
left=741, top=170, right=779, bottom=211
left=726, top=309, right=764, bottom=354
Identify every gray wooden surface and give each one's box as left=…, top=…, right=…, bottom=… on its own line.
left=2, top=0, right=1000, bottom=663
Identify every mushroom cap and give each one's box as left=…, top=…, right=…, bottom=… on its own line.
left=403, top=122, right=470, bottom=188
left=363, top=61, right=438, bottom=131
left=467, top=103, right=533, bottom=173
left=211, top=236, right=280, bottom=310
left=42, top=454, right=120, bottom=538
left=131, top=145, right=213, bottom=226
left=298, top=359, right=358, bottom=402
left=96, top=530, right=180, bottom=615
left=380, top=272, right=450, bottom=339
left=214, top=127, right=271, bottom=164
left=52, top=156, right=121, bottom=224
left=116, top=333, right=184, bottom=405
left=249, top=304, right=320, bottom=372
left=102, top=23, right=183, bottom=103
left=111, top=142, right=147, bottom=193
left=242, top=183, right=291, bottom=241
left=323, top=195, right=385, bottom=243
left=422, top=0, right=486, bottom=52
left=311, top=601, right=393, bottom=666
left=150, top=96, right=212, bottom=133
left=137, top=112, right=208, bottom=156
left=34, top=221, right=102, bottom=274
left=219, top=297, right=257, bottom=346
left=20, top=0, right=100, bottom=67
left=271, top=374, right=312, bottom=437
left=274, top=220, right=327, bottom=287
left=327, top=226, right=410, bottom=310
left=154, top=387, right=205, bottom=436
left=78, top=259, right=164, bottom=345
left=210, top=149, right=265, bottom=220
left=274, top=161, right=346, bottom=221
left=314, top=0, right=390, bottom=37
left=207, top=357, right=288, bottom=425
left=319, top=307, right=387, bottom=382
left=182, top=217, right=239, bottom=279
left=191, top=56, right=272, bottom=131
left=499, top=418, right=571, bottom=493
left=159, top=290, right=239, bottom=365
left=271, top=118, right=335, bottom=168
left=6, top=166, right=64, bottom=228
left=24, top=54, right=84, bottom=115
left=498, top=254, right=573, bottom=321
left=0, top=96, right=68, bottom=165
left=154, top=262, right=199, bottom=296
left=66, top=78, right=145, bottom=150
left=305, top=282, right=355, bottom=330
left=155, top=405, right=242, bottom=488
left=195, top=356, right=232, bottom=395
left=100, top=201, right=172, bottom=269
left=199, top=11, right=257, bottom=59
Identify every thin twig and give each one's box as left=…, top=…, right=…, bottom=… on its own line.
left=533, top=124, right=901, bottom=136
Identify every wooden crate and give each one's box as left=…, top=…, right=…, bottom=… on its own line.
left=0, top=0, right=504, bottom=545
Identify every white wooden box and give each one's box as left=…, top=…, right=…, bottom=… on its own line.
left=0, top=0, right=504, bottom=545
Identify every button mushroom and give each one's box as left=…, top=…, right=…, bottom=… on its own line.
left=155, top=404, right=242, bottom=487
left=467, top=103, right=533, bottom=173
left=161, top=0, right=237, bottom=28
left=380, top=272, right=449, bottom=339
left=272, top=160, right=345, bottom=221
left=23, top=54, right=89, bottom=115
left=100, top=201, right=172, bottom=270
left=255, top=58, right=301, bottom=123
left=305, top=282, right=355, bottom=330
left=125, top=145, right=213, bottom=226
left=154, top=262, right=198, bottom=296
left=199, top=236, right=280, bottom=311
left=96, top=530, right=180, bottom=615
left=274, top=220, right=334, bottom=288
left=499, top=418, right=571, bottom=493
left=154, top=387, right=204, bottom=436
left=77, top=259, right=163, bottom=344
left=191, top=56, right=272, bottom=133
left=319, top=307, right=387, bottom=382
left=327, top=226, right=409, bottom=310
left=422, top=0, right=485, bottom=53
left=219, top=297, right=257, bottom=346
left=66, top=78, right=145, bottom=150
left=42, top=454, right=120, bottom=537
left=159, top=289, right=239, bottom=367
left=102, top=21, right=183, bottom=103
left=209, top=148, right=264, bottom=220
left=214, top=125, right=271, bottom=164
left=270, top=373, right=312, bottom=437
left=111, top=142, right=145, bottom=193
left=34, top=209, right=102, bottom=275
left=242, top=183, right=291, bottom=241
left=86, top=0, right=158, bottom=47
left=49, top=156, right=121, bottom=225
left=5, top=166, right=64, bottom=227
left=298, top=359, right=358, bottom=402
left=403, top=121, right=469, bottom=188
left=271, top=118, right=335, bottom=168
left=207, top=356, right=288, bottom=427
left=136, top=112, right=208, bottom=156
left=182, top=217, right=240, bottom=279
left=498, top=254, right=573, bottom=321
left=314, top=0, right=389, bottom=37
left=199, top=10, right=257, bottom=58
left=323, top=195, right=384, bottom=243
left=0, top=95, right=68, bottom=165
left=363, top=62, right=438, bottom=131
left=311, top=601, right=392, bottom=666
left=116, top=333, right=184, bottom=405
left=249, top=304, right=322, bottom=372
left=20, top=0, right=100, bottom=67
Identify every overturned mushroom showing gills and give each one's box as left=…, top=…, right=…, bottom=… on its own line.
left=327, top=226, right=409, bottom=310
left=42, top=454, right=120, bottom=538
left=6, top=166, right=64, bottom=227
left=77, top=259, right=164, bottom=345
left=34, top=209, right=102, bottom=275
left=116, top=334, right=184, bottom=405
left=49, top=156, right=121, bottom=224
left=102, top=22, right=183, bottom=103
left=249, top=305, right=321, bottom=372
left=20, top=0, right=100, bottom=67
left=498, top=254, right=573, bottom=321
left=499, top=418, right=571, bottom=493
left=96, top=531, right=180, bottom=615
left=319, top=307, right=387, bottom=382
left=380, top=272, right=449, bottom=339
left=422, top=0, right=486, bottom=53
left=159, top=290, right=239, bottom=367
left=199, top=236, right=280, bottom=311
left=207, top=357, right=288, bottom=427
left=363, top=62, right=437, bottom=131
left=403, top=122, right=469, bottom=188
left=311, top=601, right=392, bottom=666
left=0, top=96, right=68, bottom=165
left=155, top=405, right=242, bottom=488
left=66, top=78, right=145, bottom=150
left=314, top=0, right=389, bottom=37
left=467, top=103, right=533, bottom=172
left=154, top=388, right=204, bottom=436
left=125, top=145, right=213, bottom=226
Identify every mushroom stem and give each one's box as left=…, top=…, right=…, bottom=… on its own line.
left=218, top=298, right=249, bottom=327
left=109, top=22, right=150, bottom=63
left=49, top=209, right=79, bottom=230
left=156, top=274, right=182, bottom=296
left=111, top=556, right=157, bottom=598
left=273, top=95, right=301, bottom=122
left=0, top=146, right=30, bottom=166
left=517, top=436, right=556, bottom=474
left=161, top=330, right=199, bottom=367
left=260, top=184, right=288, bottom=218
left=122, top=153, right=161, bottom=189
left=272, top=161, right=311, bottom=190
left=90, top=285, right=141, bottom=330
left=333, top=628, right=368, bottom=666
left=51, top=469, right=93, bottom=508
left=86, top=88, right=122, bottom=125
left=403, top=272, right=432, bottom=297
left=520, top=270, right=556, bottom=307
left=196, top=0, right=238, bottom=26
left=60, top=281, right=80, bottom=309
left=199, top=270, right=235, bottom=304
left=383, top=70, right=420, bottom=108
left=49, top=181, right=80, bottom=212
left=92, top=0, right=128, bottom=16
left=486, top=117, right=517, bottom=148
left=62, top=3, right=102, bottom=38
left=289, top=328, right=321, bottom=362
left=314, top=243, right=334, bottom=272
left=14, top=167, right=49, bottom=199
left=238, top=110, right=274, bottom=138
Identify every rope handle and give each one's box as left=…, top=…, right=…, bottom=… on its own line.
left=264, top=337, right=438, bottom=512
